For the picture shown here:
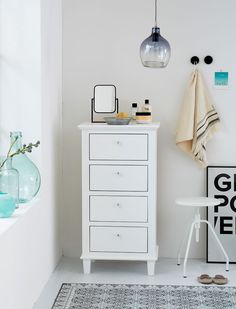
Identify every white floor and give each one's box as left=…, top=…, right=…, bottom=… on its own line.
left=33, top=257, right=236, bottom=309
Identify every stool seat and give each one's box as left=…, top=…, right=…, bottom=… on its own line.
left=176, top=197, right=221, bottom=207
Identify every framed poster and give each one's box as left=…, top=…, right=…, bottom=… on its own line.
left=207, top=166, right=236, bottom=263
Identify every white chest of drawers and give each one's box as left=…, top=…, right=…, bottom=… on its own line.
left=78, top=122, right=160, bottom=275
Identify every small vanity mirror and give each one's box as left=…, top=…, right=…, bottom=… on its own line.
left=91, top=84, right=119, bottom=123
left=94, top=85, right=116, bottom=112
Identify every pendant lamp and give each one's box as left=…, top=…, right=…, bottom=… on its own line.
left=140, top=0, right=171, bottom=68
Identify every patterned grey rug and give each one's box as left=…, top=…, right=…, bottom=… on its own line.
left=52, top=283, right=236, bottom=309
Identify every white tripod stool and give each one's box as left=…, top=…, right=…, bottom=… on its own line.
left=176, top=197, right=229, bottom=278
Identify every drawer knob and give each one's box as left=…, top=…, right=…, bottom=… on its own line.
left=116, top=171, right=120, bottom=175
left=116, top=141, right=121, bottom=145
left=116, top=233, right=120, bottom=237
left=116, top=203, right=121, bottom=207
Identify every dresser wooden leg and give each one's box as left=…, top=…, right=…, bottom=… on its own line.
left=83, top=259, right=91, bottom=274
left=147, top=261, right=155, bottom=276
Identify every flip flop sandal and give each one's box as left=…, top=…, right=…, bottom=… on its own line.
left=197, top=274, right=213, bottom=284
left=212, top=275, right=228, bottom=285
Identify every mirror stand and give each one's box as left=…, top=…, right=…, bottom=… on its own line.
left=91, top=98, right=119, bottom=123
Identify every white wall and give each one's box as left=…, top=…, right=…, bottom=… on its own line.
left=62, top=0, right=236, bottom=259
left=0, top=0, right=62, bottom=308
left=0, top=0, right=41, bottom=161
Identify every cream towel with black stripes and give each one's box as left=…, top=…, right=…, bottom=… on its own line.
left=176, top=69, right=221, bottom=168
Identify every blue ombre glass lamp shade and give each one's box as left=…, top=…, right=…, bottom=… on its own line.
left=140, top=27, right=171, bottom=68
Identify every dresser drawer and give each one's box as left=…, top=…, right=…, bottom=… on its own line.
left=89, top=134, right=148, bottom=161
left=89, top=165, right=148, bottom=192
left=90, top=196, right=148, bottom=222
left=90, top=226, right=148, bottom=253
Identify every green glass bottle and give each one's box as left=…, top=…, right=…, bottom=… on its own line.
left=10, top=131, right=41, bottom=203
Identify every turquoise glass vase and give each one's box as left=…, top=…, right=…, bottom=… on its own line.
left=10, top=132, right=41, bottom=203
left=0, top=156, right=19, bottom=207
left=0, top=192, right=16, bottom=218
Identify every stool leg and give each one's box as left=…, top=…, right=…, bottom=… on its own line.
left=204, top=220, right=229, bottom=271
left=177, top=223, right=191, bottom=265
left=183, top=221, right=195, bottom=278
left=195, top=211, right=201, bottom=242
left=177, top=214, right=196, bottom=265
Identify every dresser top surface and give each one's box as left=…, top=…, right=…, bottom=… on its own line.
left=78, top=121, right=160, bottom=131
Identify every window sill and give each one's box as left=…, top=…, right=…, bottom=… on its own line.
left=0, top=198, right=39, bottom=236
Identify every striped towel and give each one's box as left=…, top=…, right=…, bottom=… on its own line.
left=176, top=69, right=221, bottom=168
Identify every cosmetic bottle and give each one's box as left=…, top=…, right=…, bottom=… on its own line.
left=131, top=103, right=138, bottom=120
left=142, top=99, right=152, bottom=113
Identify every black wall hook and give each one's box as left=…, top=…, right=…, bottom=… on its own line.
left=190, top=56, right=200, bottom=65
left=204, top=55, right=213, bottom=64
